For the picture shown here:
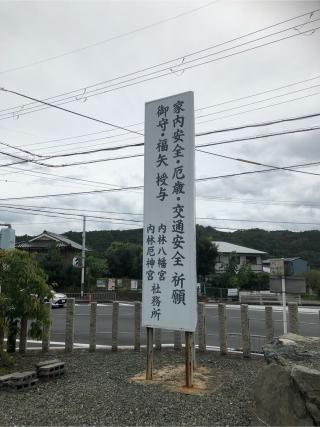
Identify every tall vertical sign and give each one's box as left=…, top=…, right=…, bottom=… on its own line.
left=142, top=91, right=196, bottom=332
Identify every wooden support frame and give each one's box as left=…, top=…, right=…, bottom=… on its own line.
left=146, top=327, right=154, bottom=380
left=185, top=331, right=194, bottom=388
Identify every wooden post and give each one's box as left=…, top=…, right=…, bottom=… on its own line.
left=218, top=303, right=228, bottom=355
left=134, top=302, right=141, bottom=351
left=174, top=330, right=182, bottom=350
left=146, top=327, right=154, bottom=380
left=185, top=331, right=193, bottom=388
left=197, top=302, right=206, bottom=352
left=42, top=302, right=51, bottom=352
left=19, top=317, right=28, bottom=354
left=191, top=331, right=196, bottom=369
left=65, top=298, right=75, bottom=352
left=89, top=302, right=97, bottom=352
left=112, top=301, right=119, bottom=351
left=155, top=328, right=161, bottom=350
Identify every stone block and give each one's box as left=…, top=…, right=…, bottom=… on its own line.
left=291, top=365, right=320, bottom=394
left=254, top=363, right=314, bottom=426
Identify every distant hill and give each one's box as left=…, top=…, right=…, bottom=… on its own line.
left=17, top=226, right=320, bottom=267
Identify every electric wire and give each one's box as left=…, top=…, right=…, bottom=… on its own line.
left=1, top=15, right=319, bottom=120
left=7, top=74, right=319, bottom=154
left=0, top=1, right=217, bottom=75
left=1, top=155, right=320, bottom=202
left=1, top=83, right=320, bottom=161
left=2, top=203, right=320, bottom=228
left=0, top=88, right=143, bottom=136
left=1, top=124, right=318, bottom=169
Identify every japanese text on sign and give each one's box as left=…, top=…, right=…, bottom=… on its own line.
left=142, top=92, right=197, bottom=332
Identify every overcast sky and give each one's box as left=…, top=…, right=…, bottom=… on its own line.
left=0, top=0, right=320, bottom=237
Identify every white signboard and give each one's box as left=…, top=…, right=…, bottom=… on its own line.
left=142, top=91, right=197, bottom=332
left=131, top=280, right=138, bottom=290
left=108, top=278, right=115, bottom=291
left=96, top=278, right=106, bottom=288
left=270, top=259, right=285, bottom=276
left=228, top=288, right=238, bottom=297
left=72, top=256, right=81, bottom=268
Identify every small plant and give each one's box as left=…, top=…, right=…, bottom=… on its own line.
left=0, top=348, right=14, bottom=369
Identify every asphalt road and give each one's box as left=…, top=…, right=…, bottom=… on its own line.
left=27, top=303, right=319, bottom=352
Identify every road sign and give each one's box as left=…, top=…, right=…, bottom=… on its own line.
left=72, top=256, right=82, bottom=268
left=270, top=259, right=285, bottom=276
left=96, top=278, right=107, bottom=288
left=142, top=91, right=196, bottom=332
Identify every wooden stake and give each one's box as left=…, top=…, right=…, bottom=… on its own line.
left=146, top=327, right=154, bottom=380
left=185, top=331, right=193, bottom=388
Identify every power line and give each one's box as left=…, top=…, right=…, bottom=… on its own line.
left=2, top=82, right=320, bottom=162
left=0, top=165, right=134, bottom=191
left=196, top=126, right=320, bottom=149
left=35, top=125, right=320, bottom=162
left=196, top=112, right=320, bottom=136
left=196, top=83, right=320, bottom=121
left=1, top=16, right=319, bottom=120
left=197, top=216, right=320, bottom=226
left=0, top=88, right=143, bottom=136
left=0, top=207, right=142, bottom=227
left=196, top=90, right=320, bottom=126
left=197, top=194, right=320, bottom=208
left=0, top=1, right=217, bottom=75
left=1, top=123, right=320, bottom=170
left=1, top=124, right=319, bottom=169
left=196, top=148, right=320, bottom=177
left=0, top=203, right=144, bottom=217
left=8, top=74, right=319, bottom=154
left=196, top=160, right=320, bottom=182
left=0, top=204, right=142, bottom=223
left=2, top=202, right=320, bottom=229
left=1, top=156, right=320, bottom=202
left=4, top=108, right=320, bottom=161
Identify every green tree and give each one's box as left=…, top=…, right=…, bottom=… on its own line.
left=305, top=270, right=320, bottom=296
left=221, top=252, right=239, bottom=288
left=196, top=233, right=218, bottom=279
left=86, top=256, right=108, bottom=287
left=0, top=250, right=51, bottom=353
left=105, top=242, right=142, bottom=278
left=36, top=247, right=81, bottom=290
left=36, top=246, right=66, bottom=286
left=237, top=262, right=255, bottom=289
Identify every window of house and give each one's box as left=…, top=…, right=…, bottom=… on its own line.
left=228, top=254, right=240, bottom=264
left=246, top=255, right=257, bottom=265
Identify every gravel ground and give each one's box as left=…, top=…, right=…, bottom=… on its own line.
left=1, top=350, right=264, bottom=426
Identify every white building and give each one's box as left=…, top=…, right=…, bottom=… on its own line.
left=213, top=241, right=267, bottom=273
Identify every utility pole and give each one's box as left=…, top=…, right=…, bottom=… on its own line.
left=281, top=269, right=288, bottom=334
left=80, top=216, right=86, bottom=298
left=0, top=223, right=14, bottom=294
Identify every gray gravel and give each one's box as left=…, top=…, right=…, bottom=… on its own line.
left=1, top=350, right=264, bottom=426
